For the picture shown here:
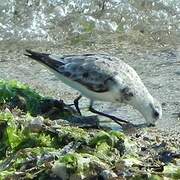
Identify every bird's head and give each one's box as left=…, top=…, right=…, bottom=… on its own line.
left=119, top=86, right=162, bottom=126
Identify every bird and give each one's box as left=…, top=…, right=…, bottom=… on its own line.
left=25, top=49, right=162, bottom=126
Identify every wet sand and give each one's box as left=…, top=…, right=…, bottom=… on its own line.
left=0, top=41, right=179, bottom=132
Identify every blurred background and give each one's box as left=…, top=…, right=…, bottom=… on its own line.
left=0, top=0, right=179, bottom=46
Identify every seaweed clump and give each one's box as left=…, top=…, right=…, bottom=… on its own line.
left=0, top=79, right=179, bottom=180
left=0, top=79, right=75, bottom=118
left=0, top=80, right=42, bottom=114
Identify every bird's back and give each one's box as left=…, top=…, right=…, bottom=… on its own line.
left=25, top=50, right=143, bottom=94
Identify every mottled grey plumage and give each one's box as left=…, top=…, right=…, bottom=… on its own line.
left=56, top=54, right=119, bottom=92
left=25, top=50, right=162, bottom=126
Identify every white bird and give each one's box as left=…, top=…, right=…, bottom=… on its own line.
left=25, top=50, right=162, bottom=126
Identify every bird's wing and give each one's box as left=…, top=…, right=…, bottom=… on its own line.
left=25, top=50, right=118, bottom=92
left=58, top=59, right=118, bottom=92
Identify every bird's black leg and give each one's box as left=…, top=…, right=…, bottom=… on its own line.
left=89, top=101, right=129, bottom=126
left=74, top=95, right=82, bottom=115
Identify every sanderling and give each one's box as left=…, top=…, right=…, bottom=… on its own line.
left=25, top=50, right=162, bottom=126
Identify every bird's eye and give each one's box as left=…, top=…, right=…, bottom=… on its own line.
left=129, top=92, right=134, bottom=97
left=153, top=110, right=159, bottom=118
left=121, top=87, right=134, bottom=101
left=121, top=87, right=134, bottom=98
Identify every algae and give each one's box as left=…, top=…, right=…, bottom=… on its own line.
left=0, top=79, right=74, bottom=118
left=0, top=79, right=179, bottom=180
left=0, top=80, right=42, bottom=114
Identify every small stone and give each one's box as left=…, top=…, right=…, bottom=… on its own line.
left=52, top=163, right=68, bottom=180
left=4, top=108, right=11, bottom=113
left=100, top=170, right=117, bottom=180
left=28, top=116, right=44, bottom=132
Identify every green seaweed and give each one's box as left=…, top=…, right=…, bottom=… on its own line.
left=60, top=153, right=78, bottom=171
left=148, top=175, right=162, bottom=180
left=0, top=79, right=43, bottom=115
left=0, top=80, right=74, bottom=119
left=0, top=169, right=15, bottom=179
left=0, top=79, right=179, bottom=179
left=0, top=111, right=54, bottom=157
left=53, top=153, right=109, bottom=179
left=163, top=163, right=180, bottom=179
left=89, top=130, right=125, bottom=163
left=52, top=126, right=90, bottom=148
left=173, top=168, right=180, bottom=179
left=0, top=112, right=23, bottom=156
left=90, top=130, right=125, bottom=147
left=13, top=133, right=53, bottom=152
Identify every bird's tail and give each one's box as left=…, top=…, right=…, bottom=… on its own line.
left=24, top=49, right=52, bottom=62
left=24, top=49, right=64, bottom=70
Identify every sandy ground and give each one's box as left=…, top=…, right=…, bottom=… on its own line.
left=0, top=41, right=179, bottom=133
